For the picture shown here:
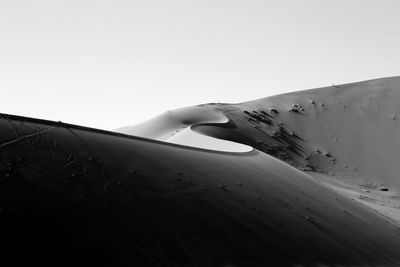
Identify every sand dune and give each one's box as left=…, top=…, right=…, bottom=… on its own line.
left=2, top=77, right=400, bottom=266
left=115, top=105, right=252, bottom=152
left=119, top=77, right=400, bottom=226
left=196, top=77, right=400, bottom=225
left=115, top=106, right=228, bottom=140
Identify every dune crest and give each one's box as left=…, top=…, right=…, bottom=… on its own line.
left=3, top=77, right=400, bottom=266
left=118, top=76, right=400, bottom=225
left=2, top=113, right=400, bottom=266
left=115, top=105, right=252, bottom=152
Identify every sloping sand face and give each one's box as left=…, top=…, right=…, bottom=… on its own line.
left=4, top=77, right=400, bottom=266
left=1, top=114, right=400, bottom=266
left=115, top=106, right=228, bottom=140
left=166, top=125, right=252, bottom=152
left=236, top=77, right=400, bottom=190
left=117, top=77, right=400, bottom=226
left=115, top=105, right=252, bottom=152
left=160, top=77, right=400, bottom=225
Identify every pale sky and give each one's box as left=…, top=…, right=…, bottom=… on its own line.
left=1, top=0, right=400, bottom=130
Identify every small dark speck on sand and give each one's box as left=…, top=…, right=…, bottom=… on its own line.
left=218, top=185, right=228, bottom=191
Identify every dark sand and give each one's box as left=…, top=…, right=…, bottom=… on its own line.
left=2, top=77, right=400, bottom=266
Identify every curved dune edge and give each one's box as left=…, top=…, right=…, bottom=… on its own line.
left=116, top=77, right=400, bottom=200
left=2, top=113, right=400, bottom=266
left=115, top=105, right=253, bottom=153
left=116, top=76, right=400, bottom=226
left=167, top=125, right=252, bottom=152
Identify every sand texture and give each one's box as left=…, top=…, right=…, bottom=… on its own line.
left=2, top=77, right=400, bottom=266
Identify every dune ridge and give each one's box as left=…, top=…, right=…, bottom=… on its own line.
left=118, top=76, right=400, bottom=226
left=115, top=105, right=252, bottom=152
left=2, top=77, right=400, bottom=266
left=2, top=113, right=400, bottom=266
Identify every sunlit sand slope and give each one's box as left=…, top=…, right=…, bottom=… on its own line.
left=116, top=105, right=252, bottom=152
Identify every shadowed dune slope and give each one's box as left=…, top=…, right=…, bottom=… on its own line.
left=1, top=114, right=400, bottom=266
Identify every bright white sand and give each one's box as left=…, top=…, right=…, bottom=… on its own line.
left=115, top=105, right=252, bottom=153
left=167, top=125, right=252, bottom=152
